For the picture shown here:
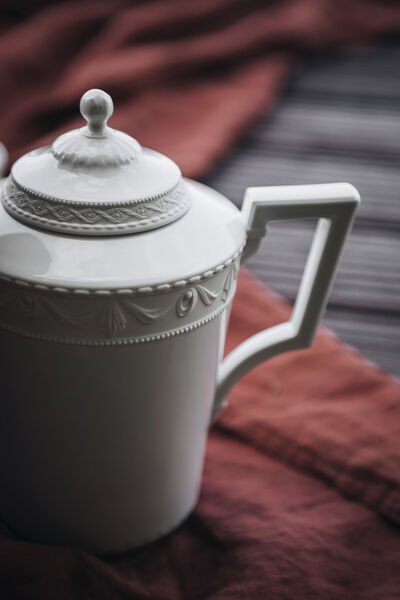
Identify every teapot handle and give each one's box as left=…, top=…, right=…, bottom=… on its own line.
left=212, top=182, right=360, bottom=422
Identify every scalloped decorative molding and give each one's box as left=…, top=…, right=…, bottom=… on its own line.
left=52, top=128, right=141, bottom=168
left=176, top=284, right=218, bottom=318
left=51, top=89, right=142, bottom=168
left=0, top=257, right=241, bottom=345
left=2, top=177, right=191, bottom=235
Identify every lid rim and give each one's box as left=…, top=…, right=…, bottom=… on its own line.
left=2, top=177, right=191, bottom=236
left=8, top=172, right=181, bottom=207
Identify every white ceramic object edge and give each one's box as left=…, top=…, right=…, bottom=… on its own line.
left=0, top=143, right=7, bottom=176
left=0, top=102, right=361, bottom=555
left=3, top=89, right=186, bottom=235
left=212, top=182, right=360, bottom=420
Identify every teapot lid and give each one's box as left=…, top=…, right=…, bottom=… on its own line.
left=2, top=89, right=190, bottom=235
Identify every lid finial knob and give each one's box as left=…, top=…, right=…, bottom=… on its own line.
left=80, top=89, right=114, bottom=138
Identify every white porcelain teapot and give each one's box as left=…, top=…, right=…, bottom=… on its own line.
left=0, top=90, right=359, bottom=554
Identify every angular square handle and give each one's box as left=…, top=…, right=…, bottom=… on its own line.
left=212, top=183, right=360, bottom=422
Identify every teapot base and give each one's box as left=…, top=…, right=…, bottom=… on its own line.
left=1, top=486, right=200, bottom=556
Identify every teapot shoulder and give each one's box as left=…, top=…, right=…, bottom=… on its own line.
left=0, top=179, right=246, bottom=292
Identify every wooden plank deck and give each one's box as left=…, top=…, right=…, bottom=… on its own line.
left=205, top=44, right=400, bottom=377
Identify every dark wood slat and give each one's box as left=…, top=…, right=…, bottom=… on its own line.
left=251, top=104, right=400, bottom=147
left=210, top=147, right=400, bottom=226
left=206, top=44, right=400, bottom=376
left=291, top=46, right=400, bottom=103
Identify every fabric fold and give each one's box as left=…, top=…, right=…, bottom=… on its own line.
left=218, top=270, right=400, bottom=524
left=1, top=0, right=400, bottom=177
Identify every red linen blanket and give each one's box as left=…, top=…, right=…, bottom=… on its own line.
left=1, top=270, right=400, bottom=599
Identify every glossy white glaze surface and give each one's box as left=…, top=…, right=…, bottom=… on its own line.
left=12, top=146, right=180, bottom=203
left=0, top=179, right=245, bottom=289
left=3, top=90, right=188, bottom=235
left=12, top=90, right=180, bottom=204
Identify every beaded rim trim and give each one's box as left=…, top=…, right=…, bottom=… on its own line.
left=7, top=175, right=180, bottom=207
left=0, top=298, right=232, bottom=346
left=2, top=177, right=190, bottom=235
left=0, top=244, right=245, bottom=296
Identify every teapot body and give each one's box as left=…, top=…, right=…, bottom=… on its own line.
left=0, top=182, right=242, bottom=553
left=0, top=310, right=231, bottom=554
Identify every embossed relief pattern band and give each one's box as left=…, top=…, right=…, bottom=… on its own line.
left=1, top=177, right=191, bottom=235
left=0, top=257, right=240, bottom=345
